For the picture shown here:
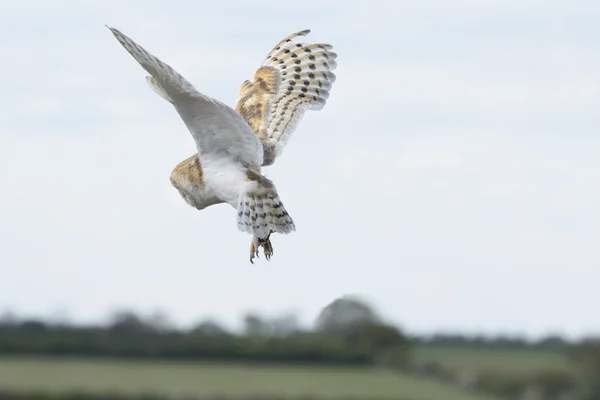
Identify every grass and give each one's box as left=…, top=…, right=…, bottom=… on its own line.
left=414, top=346, right=574, bottom=375
left=0, top=356, right=502, bottom=400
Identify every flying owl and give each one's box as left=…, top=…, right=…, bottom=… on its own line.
left=106, top=26, right=337, bottom=263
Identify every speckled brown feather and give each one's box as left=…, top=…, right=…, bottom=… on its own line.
left=235, top=29, right=337, bottom=167
left=235, top=67, right=279, bottom=133
left=171, top=154, right=204, bottom=187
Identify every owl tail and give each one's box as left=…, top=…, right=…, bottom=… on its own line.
left=236, top=172, right=295, bottom=239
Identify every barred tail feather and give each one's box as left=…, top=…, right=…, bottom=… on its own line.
left=237, top=178, right=295, bottom=239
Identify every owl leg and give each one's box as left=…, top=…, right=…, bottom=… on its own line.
left=249, top=232, right=273, bottom=264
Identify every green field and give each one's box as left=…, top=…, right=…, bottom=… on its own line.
left=0, top=356, right=501, bottom=400
left=415, top=346, right=573, bottom=375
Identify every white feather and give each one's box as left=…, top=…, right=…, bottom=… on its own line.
left=106, top=26, right=264, bottom=169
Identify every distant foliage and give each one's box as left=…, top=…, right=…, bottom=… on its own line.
left=0, top=390, right=407, bottom=400
left=413, top=332, right=570, bottom=352
left=0, top=299, right=408, bottom=367
left=314, top=296, right=411, bottom=366
left=0, top=321, right=370, bottom=365
left=315, top=295, right=381, bottom=335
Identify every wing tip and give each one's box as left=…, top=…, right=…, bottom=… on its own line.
left=105, top=25, right=123, bottom=40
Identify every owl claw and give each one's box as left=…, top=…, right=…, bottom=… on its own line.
left=250, top=237, right=259, bottom=264
left=263, top=239, right=273, bottom=261
left=249, top=234, right=273, bottom=264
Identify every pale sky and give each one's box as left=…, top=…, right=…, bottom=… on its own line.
left=1, top=0, right=599, bottom=340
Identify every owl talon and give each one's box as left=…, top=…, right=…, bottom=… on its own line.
left=249, top=234, right=273, bottom=263
left=250, top=236, right=260, bottom=264
left=262, top=239, right=273, bottom=261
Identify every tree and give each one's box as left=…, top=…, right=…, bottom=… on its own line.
left=352, top=321, right=407, bottom=351
left=243, top=313, right=271, bottom=336
left=146, top=310, right=173, bottom=333
left=191, top=319, right=228, bottom=336
left=270, top=313, right=301, bottom=337
left=108, top=310, right=152, bottom=335
left=19, top=319, right=48, bottom=333
left=536, top=334, right=567, bottom=350
left=315, top=295, right=411, bottom=366
left=315, top=295, right=381, bottom=337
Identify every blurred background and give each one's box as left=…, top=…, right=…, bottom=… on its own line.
left=0, top=1, right=599, bottom=399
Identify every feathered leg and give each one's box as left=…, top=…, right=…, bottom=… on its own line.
left=239, top=170, right=294, bottom=264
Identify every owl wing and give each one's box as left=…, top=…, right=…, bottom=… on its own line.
left=106, top=26, right=264, bottom=168
left=234, top=30, right=338, bottom=166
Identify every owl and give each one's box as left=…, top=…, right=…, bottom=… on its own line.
left=107, top=26, right=337, bottom=263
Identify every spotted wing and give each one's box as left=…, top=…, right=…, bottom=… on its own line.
left=235, top=30, right=337, bottom=166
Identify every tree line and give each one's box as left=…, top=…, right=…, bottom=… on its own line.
left=0, top=295, right=599, bottom=399
left=0, top=296, right=410, bottom=366
left=0, top=295, right=578, bottom=363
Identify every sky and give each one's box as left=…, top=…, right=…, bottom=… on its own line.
left=0, top=0, right=599, bottom=339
